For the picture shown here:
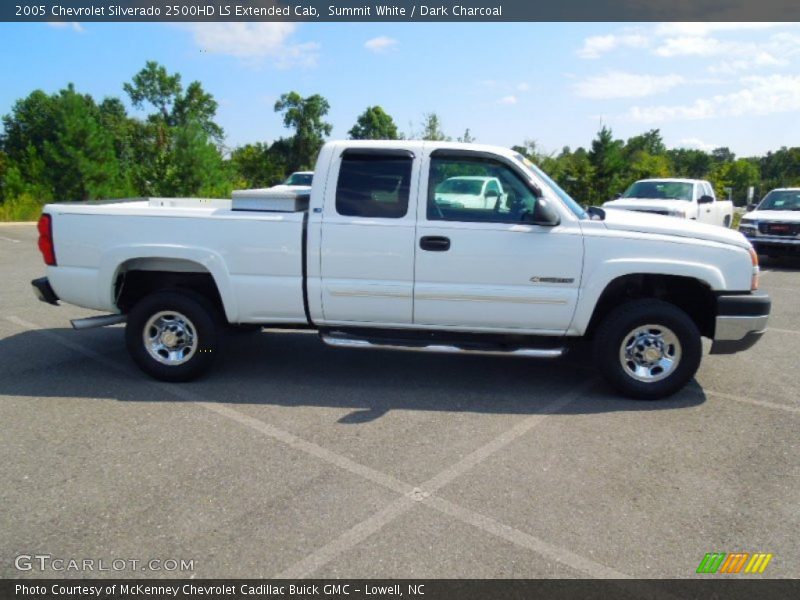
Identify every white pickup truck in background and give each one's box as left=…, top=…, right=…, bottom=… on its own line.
left=603, top=178, right=734, bottom=228
left=739, top=187, right=800, bottom=258
left=32, top=141, right=769, bottom=399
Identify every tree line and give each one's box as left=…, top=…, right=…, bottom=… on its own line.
left=1, top=61, right=798, bottom=220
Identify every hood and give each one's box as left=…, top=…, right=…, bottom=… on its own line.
left=744, top=209, right=800, bottom=222
left=601, top=207, right=751, bottom=249
left=603, top=198, right=693, bottom=214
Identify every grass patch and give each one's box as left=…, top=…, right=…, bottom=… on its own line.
left=0, top=194, right=43, bottom=221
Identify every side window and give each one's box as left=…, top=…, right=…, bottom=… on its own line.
left=703, top=182, right=715, bottom=199
left=335, top=153, right=412, bottom=218
left=428, top=156, right=537, bottom=223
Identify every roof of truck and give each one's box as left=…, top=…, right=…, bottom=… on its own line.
left=635, top=178, right=707, bottom=184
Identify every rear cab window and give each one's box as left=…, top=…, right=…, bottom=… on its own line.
left=335, top=151, right=413, bottom=219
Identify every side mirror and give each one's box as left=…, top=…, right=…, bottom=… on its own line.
left=698, top=195, right=714, bottom=204
left=529, top=198, right=561, bottom=227
left=614, top=193, right=622, bottom=199
left=746, top=203, right=756, bottom=212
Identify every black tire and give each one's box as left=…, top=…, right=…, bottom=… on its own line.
left=593, top=299, right=702, bottom=400
left=125, top=290, right=219, bottom=382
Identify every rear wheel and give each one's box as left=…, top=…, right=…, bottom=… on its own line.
left=125, top=290, right=219, bottom=382
left=593, top=300, right=702, bottom=400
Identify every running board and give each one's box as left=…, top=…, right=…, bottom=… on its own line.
left=320, top=335, right=564, bottom=359
left=71, top=314, right=127, bottom=330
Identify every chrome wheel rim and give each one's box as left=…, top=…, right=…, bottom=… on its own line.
left=619, top=324, right=682, bottom=383
left=143, top=311, right=198, bottom=366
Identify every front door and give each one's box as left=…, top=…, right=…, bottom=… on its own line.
left=413, top=150, right=583, bottom=333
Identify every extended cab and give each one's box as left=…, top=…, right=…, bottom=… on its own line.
left=739, top=188, right=800, bottom=257
left=603, top=178, right=734, bottom=228
left=31, top=141, right=770, bottom=399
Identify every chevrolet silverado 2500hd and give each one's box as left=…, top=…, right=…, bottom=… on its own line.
left=31, top=141, right=770, bottom=399
left=603, top=178, right=734, bottom=228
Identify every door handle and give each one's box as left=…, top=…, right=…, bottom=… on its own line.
left=420, top=236, right=451, bottom=251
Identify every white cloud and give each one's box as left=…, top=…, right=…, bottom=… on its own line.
left=517, top=82, right=531, bottom=92
left=654, top=22, right=794, bottom=37
left=497, top=95, right=518, bottom=105
left=364, top=36, right=398, bottom=53
left=47, top=22, right=84, bottom=33
left=677, top=138, right=717, bottom=152
left=577, top=33, right=648, bottom=59
left=654, top=36, right=727, bottom=58
left=182, top=23, right=318, bottom=67
left=627, top=74, right=800, bottom=122
left=574, top=71, right=685, bottom=99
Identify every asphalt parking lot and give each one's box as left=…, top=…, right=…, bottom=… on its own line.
left=1, top=222, right=798, bottom=580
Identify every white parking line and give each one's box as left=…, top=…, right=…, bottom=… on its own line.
left=769, top=327, right=800, bottom=336
left=705, top=390, right=800, bottom=414
left=0, top=235, right=21, bottom=244
left=5, top=314, right=632, bottom=580
left=275, top=496, right=418, bottom=579
left=426, top=496, right=630, bottom=579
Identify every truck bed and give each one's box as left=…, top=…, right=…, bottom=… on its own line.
left=46, top=198, right=309, bottom=324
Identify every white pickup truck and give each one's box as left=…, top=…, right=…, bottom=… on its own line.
left=32, top=141, right=770, bottom=399
left=603, top=178, right=734, bottom=228
left=739, top=188, right=800, bottom=258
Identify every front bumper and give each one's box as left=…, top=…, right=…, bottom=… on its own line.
left=748, top=236, right=800, bottom=256
left=31, top=277, right=59, bottom=305
left=710, top=292, right=770, bottom=354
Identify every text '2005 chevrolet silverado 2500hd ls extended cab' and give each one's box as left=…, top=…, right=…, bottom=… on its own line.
left=32, top=141, right=770, bottom=399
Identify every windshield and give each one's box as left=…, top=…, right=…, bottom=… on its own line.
left=757, top=190, right=800, bottom=211
left=622, top=181, right=693, bottom=201
left=436, top=179, right=484, bottom=195
left=514, top=154, right=587, bottom=219
left=284, top=173, right=313, bottom=186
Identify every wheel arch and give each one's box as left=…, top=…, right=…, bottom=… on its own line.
left=583, top=273, right=717, bottom=340
left=101, top=248, right=237, bottom=322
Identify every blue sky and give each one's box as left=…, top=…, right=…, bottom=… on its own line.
left=1, top=22, right=799, bottom=156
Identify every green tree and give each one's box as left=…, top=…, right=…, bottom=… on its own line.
left=1, top=85, right=128, bottom=201
left=457, top=128, right=476, bottom=143
left=624, top=129, right=666, bottom=157
left=668, top=148, right=713, bottom=179
left=124, top=62, right=228, bottom=196
left=760, top=147, right=800, bottom=191
left=711, top=147, right=736, bottom=164
left=274, top=92, right=332, bottom=171
left=166, top=121, right=232, bottom=197
left=230, top=142, right=287, bottom=188
left=348, top=106, right=399, bottom=140
left=712, top=159, right=760, bottom=204
left=420, top=112, right=449, bottom=141
left=512, top=139, right=547, bottom=163
left=589, top=126, right=625, bottom=203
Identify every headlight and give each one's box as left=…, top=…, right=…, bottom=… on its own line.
left=739, top=219, right=758, bottom=236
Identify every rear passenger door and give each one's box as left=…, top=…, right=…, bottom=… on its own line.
left=318, top=148, right=420, bottom=325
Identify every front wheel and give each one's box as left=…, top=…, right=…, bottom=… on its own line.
left=125, top=291, right=219, bottom=382
left=593, top=300, right=702, bottom=400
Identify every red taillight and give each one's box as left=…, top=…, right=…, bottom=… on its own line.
left=37, top=213, right=56, bottom=266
